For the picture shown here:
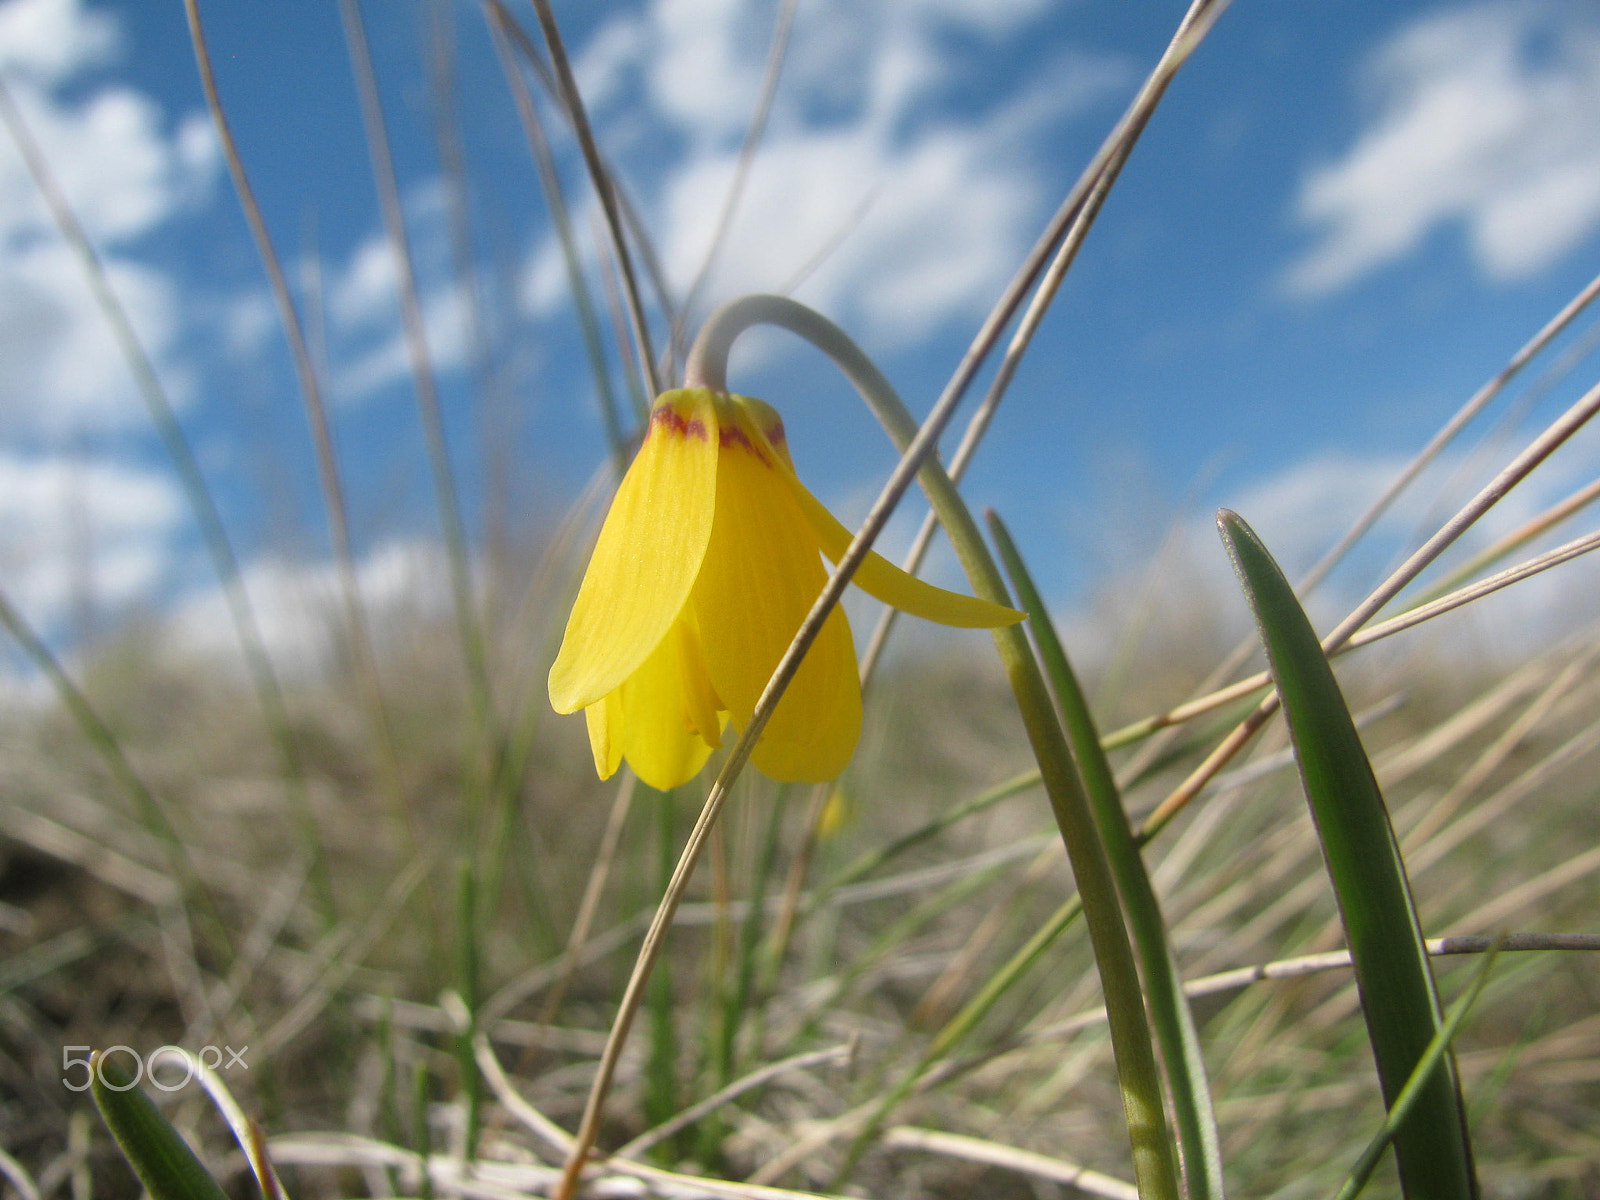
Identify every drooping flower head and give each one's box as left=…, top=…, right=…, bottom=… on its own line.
left=549, top=388, right=1021, bottom=791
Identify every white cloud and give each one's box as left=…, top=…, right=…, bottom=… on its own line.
left=519, top=234, right=568, bottom=317
left=0, top=0, right=219, bottom=433
left=1166, top=440, right=1600, bottom=643
left=657, top=122, right=1038, bottom=345
left=1286, top=0, right=1600, bottom=296
left=556, top=0, right=1130, bottom=347
left=574, top=14, right=648, bottom=112
left=220, top=288, right=277, bottom=361
left=901, top=0, right=1054, bottom=35
left=0, top=451, right=184, bottom=636
left=3, top=84, right=200, bottom=243
left=0, top=0, right=116, bottom=85
left=642, top=0, right=770, bottom=144
left=170, top=539, right=456, bottom=675
left=328, top=234, right=400, bottom=331
left=0, top=240, right=181, bottom=432
left=318, top=184, right=473, bottom=402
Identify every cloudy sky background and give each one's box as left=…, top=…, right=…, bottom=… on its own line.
left=2, top=0, right=1599, bottom=681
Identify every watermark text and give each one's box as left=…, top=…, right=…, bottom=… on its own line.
left=62, top=1044, right=249, bottom=1092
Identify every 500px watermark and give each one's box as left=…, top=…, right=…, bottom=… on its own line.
left=61, top=1044, right=249, bottom=1092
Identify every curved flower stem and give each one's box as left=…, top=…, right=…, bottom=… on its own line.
left=558, top=3, right=1229, bottom=1184
left=554, top=293, right=1184, bottom=1200
left=695, top=295, right=1176, bottom=1200
left=737, top=0, right=1228, bottom=1032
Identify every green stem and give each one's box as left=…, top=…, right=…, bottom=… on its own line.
left=454, top=860, right=482, bottom=1159
left=1336, top=942, right=1501, bottom=1200
left=689, top=294, right=1179, bottom=1200
left=991, top=511, right=1222, bottom=1200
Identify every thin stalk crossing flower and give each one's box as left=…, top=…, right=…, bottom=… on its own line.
left=549, top=387, right=1021, bottom=790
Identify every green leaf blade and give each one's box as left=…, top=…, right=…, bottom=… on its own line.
left=90, top=1052, right=233, bottom=1200
left=990, top=510, right=1224, bottom=1200
left=1217, top=510, right=1476, bottom=1200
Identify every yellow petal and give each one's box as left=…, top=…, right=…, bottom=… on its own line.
left=691, top=404, right=862, bottom=783
left=734, top=396, right=1022, bottom=629
left=585, top=689, right=624, bottom=780
left=672, top=610, right=724, bottom=749
left=549, top=389, right=719, bottom=713
left=613, top=618, right=720, bottom=790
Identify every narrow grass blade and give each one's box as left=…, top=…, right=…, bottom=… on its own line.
left=1336, top=943, right=1501, bottom=1200
left=1217, top=510, right=1476, bottom=1200
left=480, top=0, right=679, bottom=365
left=91, top=1054, right=232, bottom=1200
left=1298, top=264, right=1600, bottom=603
left=1408, top=477, right=1600, bottom=609
left=792, top=855, right=1012, bottom=1049
left=838, top=894, right=1085, bottom=1176
left=644, top=789, right=680, bottom=1137
left=423, top=0, right=502, bottom=553
left=812, top=770, right=1042, bottom=904
left=526, top=0, right=660, bottom=396
left=183, top=0, right=409, bottom=855
left=0, top=590, right=227, bottom=954
left=339, top=0, right=494, bottom=750
left=715, top=787, right=786, bottom=1089
left=485, top=1, right=630, bottom=470
left=0, top=74, right=333, bottom=924
left=539, top=771, right=639, bottom=1024
left=412, top=1060, right=433, bottom=1200
left=454, top=861, right=482, bottom=1158
left=991, top=510, right=1225, bottom=1200
left=0, top=1147, right=38, bottom=1200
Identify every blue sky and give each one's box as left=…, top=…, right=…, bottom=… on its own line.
left=2, top=0, right=1599, bottom=673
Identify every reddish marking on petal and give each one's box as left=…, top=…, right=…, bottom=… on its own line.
left=718, top=421, right=778, bottom=467
left=651, top=405, right=710, bottom=441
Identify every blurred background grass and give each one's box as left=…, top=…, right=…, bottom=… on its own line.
left=5, top=552, right=1600, bottom=1197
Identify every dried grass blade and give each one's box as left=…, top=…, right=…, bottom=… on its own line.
left=1144, top=376, right=1600, bottom=838
left=485, top=0, right=631, bottom=468
left=0, top=591, right=221, bottom=942
left=525, top=0, right=660, bottom=396
left=339, top=0, right=494, bottom=744
left=884, top=1127, right=1138, bottom=1200
left=1300, top=267, right=1600, bottom=600
left=182, top=0, right=407, bottom=844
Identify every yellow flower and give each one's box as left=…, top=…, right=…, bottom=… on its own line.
left=548, top=387, right=1022, bottom=791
